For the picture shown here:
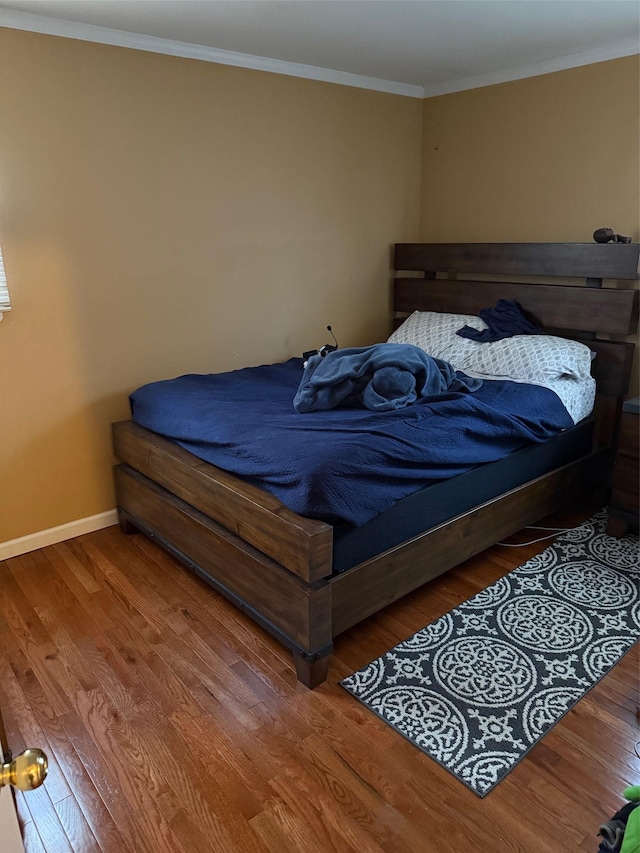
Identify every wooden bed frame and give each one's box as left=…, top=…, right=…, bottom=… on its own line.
left=112, top=243, right=639, bottom=687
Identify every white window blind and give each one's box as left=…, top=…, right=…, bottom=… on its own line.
left=0, top=247, right=10, bottom=315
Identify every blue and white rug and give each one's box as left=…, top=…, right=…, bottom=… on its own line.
left=341, top=511, right=640, bottom=796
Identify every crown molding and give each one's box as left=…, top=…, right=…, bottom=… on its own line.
left=422, top=39, right=640, bottom=98
left=0, top=9, right=425, bottom=98
left=1, top=8, right=637, bottom=100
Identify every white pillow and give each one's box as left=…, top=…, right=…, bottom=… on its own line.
left=454, top=335, right=594, bottom=382
left=388, top=311, right=488, bottom=362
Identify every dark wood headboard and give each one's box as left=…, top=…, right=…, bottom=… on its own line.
left=393, top=242, right=639, bottom=399
left=394, top=242, right=640, bottom=282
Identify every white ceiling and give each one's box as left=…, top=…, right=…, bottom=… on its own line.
left=1, top=0, right=638, bottom=97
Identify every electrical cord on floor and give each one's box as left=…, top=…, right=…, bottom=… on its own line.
left=496, top=524, right=575, bottom=547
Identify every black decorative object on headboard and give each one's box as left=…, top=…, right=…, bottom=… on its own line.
left=593, top=228, right=632, bottom=244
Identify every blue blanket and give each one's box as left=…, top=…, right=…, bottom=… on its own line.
left=457, top=299, right=542, bottom=342
left=130, top=358, right=573, bottom=527
left=293, top=343, right=482, bottom=412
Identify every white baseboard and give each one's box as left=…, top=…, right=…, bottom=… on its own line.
left=0, top=510, right=119, bottom=561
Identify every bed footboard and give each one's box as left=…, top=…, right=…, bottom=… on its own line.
left=113, top=421, right=333, bottom=583
left=113, top=461, right=334, bottom=687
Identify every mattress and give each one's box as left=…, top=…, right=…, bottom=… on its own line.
left=130, top=356, right=576, bottom=528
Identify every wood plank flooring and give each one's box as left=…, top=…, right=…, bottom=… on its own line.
left=1, top=510, right=638, bottom=852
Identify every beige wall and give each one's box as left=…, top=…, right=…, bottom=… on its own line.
left=420, top=56, right=639, bottom=243
left=0, top=28, right=422, bottom=542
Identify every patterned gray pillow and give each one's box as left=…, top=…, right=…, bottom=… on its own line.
left=388, top=311, right=487, bottom=361
left=455, top=335, right=594, bottom=381
left=388, top=312, right=594, bottom=384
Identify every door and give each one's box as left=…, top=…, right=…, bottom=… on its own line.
left=0, top=701, right=48, bottom=851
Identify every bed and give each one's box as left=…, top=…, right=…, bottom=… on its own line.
left=112, top=242, right=639, bottom=687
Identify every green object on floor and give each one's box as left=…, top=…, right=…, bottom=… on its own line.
left=620, top=787, right=640, bottom=853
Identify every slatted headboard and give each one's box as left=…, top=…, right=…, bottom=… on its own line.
left=393, top=242, right=639, bottom=400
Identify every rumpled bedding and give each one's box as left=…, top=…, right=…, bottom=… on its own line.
left=456, top=298, right=542, bottom=342
left=293, top=343, right=483, bottom=413
left=130, top=356, right=574, bottom=527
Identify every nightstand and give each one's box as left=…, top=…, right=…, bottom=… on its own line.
left=607, top=397, right=639, bottom=537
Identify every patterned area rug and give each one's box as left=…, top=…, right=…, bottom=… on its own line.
left=341, top=511, right=640, bottom=797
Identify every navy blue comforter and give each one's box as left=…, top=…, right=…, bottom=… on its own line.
left=130, top=356, right=572, bottom=527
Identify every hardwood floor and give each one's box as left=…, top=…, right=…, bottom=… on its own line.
left=1, top=510, right=638, bottom=852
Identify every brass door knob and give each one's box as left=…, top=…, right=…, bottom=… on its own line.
left=0, top=749, right=48, bottom=791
